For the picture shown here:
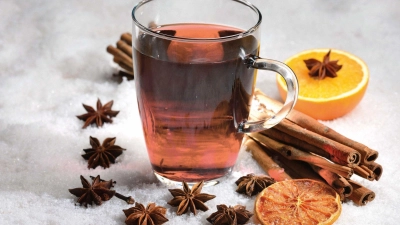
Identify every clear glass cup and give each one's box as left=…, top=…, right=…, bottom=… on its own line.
left=132, top=0, right=298, bottom=186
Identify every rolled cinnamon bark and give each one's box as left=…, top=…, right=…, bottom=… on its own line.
left=274, top=119, right=361, bottom=167
left=347, top=180, right=375, bottom=206
left=267, top=149, right=324, bottom=182
left=261, top=128, right=331, bottom=159
left=365, top=162, right=383, bottom=181
left=354, top=165, right=375, bottom=181
left=116, top=40, right=133, bottom=57
left=253, top=89, right=379, bottom=165
left=310, top=165, right=353, bottom=201
left=243, top=137, right=292, bottom=182
left=120, top=33, right=132, bottom=45
left=107, top=45, right=133, bottom=69
left=248, top=133, right=354, bottom=179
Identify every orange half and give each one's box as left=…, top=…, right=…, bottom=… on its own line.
left=277, top=48, right=369, bottom=120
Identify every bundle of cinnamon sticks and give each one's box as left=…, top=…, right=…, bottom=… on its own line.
left=106, top=33, right=134, bottom=80
left=245, top=89, right=382, bottom=206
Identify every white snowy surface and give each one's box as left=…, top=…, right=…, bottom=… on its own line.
left=0, top=0, right=399, bottom=224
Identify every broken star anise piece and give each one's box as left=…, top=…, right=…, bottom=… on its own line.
left=167, top=181, right=216, bottom=215
left=68, top=175, right=116, bottom=207
left=82, top=136, right=125, bottom=169
left=235, top=174, right=275, bottom=196
left=123, top=202, right=169, bottom=225
left=303, top=49, right=343, bottom=79
left=76, top=98, right=120, bottom=128
left=207, top=204, right=253, bottom=225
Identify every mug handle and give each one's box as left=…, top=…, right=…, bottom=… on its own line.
left=238, top=55, right=299, bottom=133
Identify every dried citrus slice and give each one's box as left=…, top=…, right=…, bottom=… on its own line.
left=277, top=48, right=369, bottom=120
left=255, top=179, right=341, bottom=225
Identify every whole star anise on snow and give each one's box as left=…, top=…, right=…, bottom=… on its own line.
left=207, top=204, right=253, bottom=225
left=123, top=202, right=169, bottom=225
left=68, top=175, right=116, bottom=207
left=69, top=175, right=134, bottom=207
left=82, top=136, right=125, bottom=169
left=167, top=181, right=216, bottom=215
left=303, top=50, right=343, bottom=79
left=76, top=99, right=120, bottom=128
left=235, top=174, right=275, bottom=196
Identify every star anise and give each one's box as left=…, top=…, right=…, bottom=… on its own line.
left=82, top=136, right=125, bottom=169
left=69, top=175, right=134, bottom=207
left=235, top=174, right=275, bottom=196
left=89, top=176, right=135, bottom=204
left=303, top=50, right=343, bottom=79
left=68, top=175, right=116, bottom=207
left=123, top=202, right=169, bottom=225
left=76, top=99, right=120, bottom=128
left=207, top=204, right=253, bottom=225
left=167, top=181, right=216, bottom=215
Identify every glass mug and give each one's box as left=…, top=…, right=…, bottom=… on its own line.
left=132, top=0, right=298, bottom=185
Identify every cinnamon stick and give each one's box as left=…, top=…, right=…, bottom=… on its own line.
left=116, top=40, right=133, bottom=57
left=261, top=128, right=331, bottom=159
left=248, top=133, right=354, bottom=179
left=254, top=88, right=379, bottom=165
left=310, top=165, right=353, bottom=201
left=266, top=148, right=324, bottom=182
left=353, top=165, right=374, bottom=181
left=107, top=45, right=133, bottom=69
left=113, top=57, right=133, bottom=73
left=275, top=119, right=361, bottom=167
left=120, top=33, right=132, bottom=45
left=243, top=137, right=292, bottom=182
left=347, top=180, right=375, bottom=206
left=365, top=161, right=383, bottom=181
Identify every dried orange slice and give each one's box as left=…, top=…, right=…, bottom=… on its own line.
left=255, top=179, right=341, bottom=225
left=277, top=48, right=369, bottom=120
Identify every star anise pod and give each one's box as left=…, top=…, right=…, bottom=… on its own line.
left=235, top=174, right=275, bottom=196
left=123, top=202, right=169, bottom=225
left=89, top=176, right=135, bottom=204
left=167, top=181, right=216, bottom=215
left=76, top=99, right=120, bottom=128
left=68, top=175, right=116, bottom=207
left=207, top=204, right=253, bottom=225
left=69, top=175, right=134, bottom=207
left=82, top=136, right=125, bottom=169
left=303, top=50, right=343, bottom=79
